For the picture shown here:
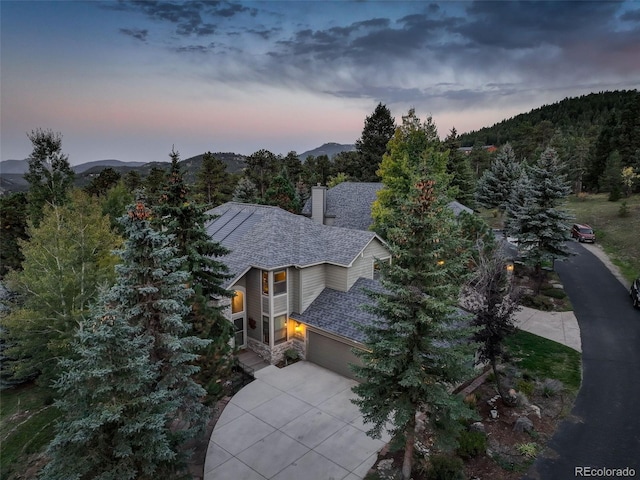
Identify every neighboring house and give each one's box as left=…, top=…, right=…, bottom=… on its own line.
left=458, top=145, right=498, bottom=155
left=205, top=202, right=390, bottom=379
left=301, top=182, right=473, bottom=230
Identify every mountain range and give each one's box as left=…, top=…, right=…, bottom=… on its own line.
left=0, top=144, right=355, bottom=193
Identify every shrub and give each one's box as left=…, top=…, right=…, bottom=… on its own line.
left=427, top=455, right=465, bottom=480
left=540, top=378, right=564, bottom=397
left=619, top=201, right=630, bottom=217
left=457, top=430, right=487, bottom=459
left=516, top=442, right=538, bottom=458
left=516, top=379, right=535, bottom=397
left=541, top=288, right=567, bottom=299
left=521, top=295, right=554, bottom=311
left=284, top=348, right=299, bottom=365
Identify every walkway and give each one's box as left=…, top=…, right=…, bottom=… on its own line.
left=514, top=306, right=581, bottom=352
left=204, top=362, right=390, bottom=480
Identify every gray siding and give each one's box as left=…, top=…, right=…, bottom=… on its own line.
left=246, top=269, right=261, bottom=341
left=347, top=254, right=373, bottom=289
left=363, top=238, right=389, bottom=260
left=325, top=264, right=348, bottom=291
left=289, top=268, right=300, bottom=314
left=300, top=264, right=326, bottom=312
left=273, top=294, right=288, bottom=314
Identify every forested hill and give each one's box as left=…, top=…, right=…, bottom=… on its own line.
left=458, top=90, right=638, bottom=150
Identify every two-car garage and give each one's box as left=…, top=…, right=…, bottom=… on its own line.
left=306, top=329, right=364, bottom=381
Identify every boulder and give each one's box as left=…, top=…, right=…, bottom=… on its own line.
left=530, top=405, right=541, bottom=418
left=470, top=422, right=486, bottom=435
left=513, top=416, right=534, bottom=433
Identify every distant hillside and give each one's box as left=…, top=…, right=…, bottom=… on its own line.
left=1, top=153, right=247, bottom=194
left=458, top=90, right=638, bottom=159
left=298, top=143, right=355, bottom=161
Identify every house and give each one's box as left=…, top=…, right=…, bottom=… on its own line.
left=301, top=182, right=473, bottom=230
left=205, top=202, right=390, bottom=379
left=458, top=145, right=498, bottom=155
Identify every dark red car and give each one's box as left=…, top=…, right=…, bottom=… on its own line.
left=571, top=223, right=596, bottom=243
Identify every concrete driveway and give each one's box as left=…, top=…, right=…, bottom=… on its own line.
left=204, top=362, right=390, bottom=480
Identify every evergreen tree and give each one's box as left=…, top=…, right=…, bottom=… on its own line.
left=195, top=152, right=233, bottom=207
left=475, top=143, right=522, bottom=213
left=509, top=148, right=572, bottom=287
left=155, top=151, right=233, bottom=397
left=43, top=200, right=210, bottom=479
left=24, top=129, right=75, bottom=227
left=84, top=167, right=121, bottom=197
left=101, top=180, right=135, bottom=233
left=443, top=128, right=476, bottom=208
left=0, top=193, right=29, bottom=276
left=264, top=172, right=301, bottom=213
left=301, top=154, right=332, bottom=187
left=232, top=177, right=258, bottom=203
left=123, top=170, right=143, bottom=191
left=282, top=151, right=303, bottom=183
left=505, top=168, right=531, bottom=236
left=353, top=168, right=477, bottom=480
left=1, top=192, right=119, bottom=385
left=371, top=109, right=442, bottom=238
left=245, top=149, right=278, bottom=198
left=355, top=102, right=396, bottom=181
left=144, top=166, right=168, bottom=206
left=468, top=140, right=492, bottom=177
left=331, top=151, right=360, bottom=180
left=465, top=248, right=521, bottom=405
left=600, top=150, right=623, bottom=201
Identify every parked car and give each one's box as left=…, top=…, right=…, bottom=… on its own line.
left=630, top=277, right=640, bottom=309
left=571, top=223, right=596, bottom=243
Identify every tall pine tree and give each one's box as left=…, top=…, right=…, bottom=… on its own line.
left=155, top=151, right=233, bottom=398
left=43, top=200, right=211, bottom=479
left=475, top=143, right=521, bottom=214
left=509, top=148, right=572, bottom=286
left=355, top=102, right=396, bottom=181
left=195, top=152, right=233, bottom=207
left=353, top=162, right=477, bottom=480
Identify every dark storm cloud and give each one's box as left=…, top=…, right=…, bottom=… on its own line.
left=621, top=8, right=640, bottom=22
left=111, top=0, right=255, bottom=36
left=457, top=1, right=622, bottom=49
left=110, top=1, right=640, bottom=111
left=120, top=28, right=148, bottom=41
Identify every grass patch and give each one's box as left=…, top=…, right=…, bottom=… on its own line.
left=505, top=330, right=581, bottom=394
left=566, top=193, right=640, bottom=283
left=1, top=383, right=60, bottom=479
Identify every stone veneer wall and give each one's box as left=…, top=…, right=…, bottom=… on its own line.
left=246, top=337, right=307, bottom=364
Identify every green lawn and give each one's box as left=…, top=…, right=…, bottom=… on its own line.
left=0, top=383, right=60, bottom=480
left=505, top=330, right=582, bottom=394
left=566, top=193, right=640, bottom=283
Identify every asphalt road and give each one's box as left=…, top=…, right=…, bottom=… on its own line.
left=524, top=242, right=640, bottom=479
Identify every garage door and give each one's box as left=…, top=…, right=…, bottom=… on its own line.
left=307, top=331, right=363, bottom=380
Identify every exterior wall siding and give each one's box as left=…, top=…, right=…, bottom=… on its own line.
left=273, top=294, right=288, bottom=314
left=347, top=253, right=373, bottom=289
left=325, top=264, right=348, bottom=291
left=300, top=264, right=326, bottom=312
left=289, top=268, right=300, bottom=314
left=245, top=269, right=261, bottom=341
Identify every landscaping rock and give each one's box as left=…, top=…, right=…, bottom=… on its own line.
left=530, top=404, right=541, bottom=418
left=470, top=422, right=486, bottom=435
left=513, top=416, right=534, bottom=433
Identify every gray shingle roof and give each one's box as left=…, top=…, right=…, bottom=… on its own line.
left=206, top=202, right=379, bottom=286
left=302, top=182, right=473, bottom=231
left=291, top=278, right=475, bottom=344
left=290, top=277, right=385, bottom=343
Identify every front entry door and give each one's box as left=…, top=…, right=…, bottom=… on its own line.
left=234, top=316, right=245, bottom=348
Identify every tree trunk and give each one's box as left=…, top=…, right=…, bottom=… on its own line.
left=402, top=415, right=416, bottom=480
left=491, top=356, right=515, bottom=407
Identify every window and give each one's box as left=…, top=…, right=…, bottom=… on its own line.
left=262, top=315, right=269, bottom=344
left=262, top=271, right=269, bottom=295
left=274, top=270, right=287, bottom=295
left=274, top=314, right=287, bottom=344
left=231, top=290, right=244, bottom=314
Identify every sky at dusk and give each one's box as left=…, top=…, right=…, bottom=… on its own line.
left=1, top=1, right=639, bottom=165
